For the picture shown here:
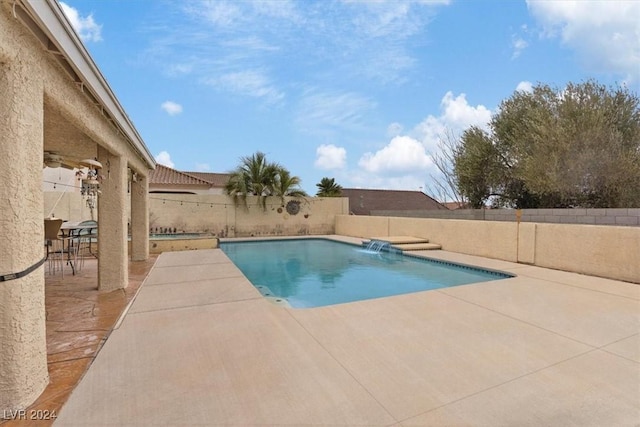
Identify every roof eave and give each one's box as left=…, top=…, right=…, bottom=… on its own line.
left=18, top=0, right=156, bottom=170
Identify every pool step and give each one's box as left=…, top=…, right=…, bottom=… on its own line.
left=366, top=236, right=442, bottom=251
left=392, top=242, right=442, bottom=251
left=370, top=236, right=429, bottom=244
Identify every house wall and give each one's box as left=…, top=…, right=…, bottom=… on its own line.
left=336, top=215, right=640, bottom=283
left=44, top=190, right=96, bottom=221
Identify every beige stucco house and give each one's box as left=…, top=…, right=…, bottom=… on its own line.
left=1, top=0, right=156, bottom=412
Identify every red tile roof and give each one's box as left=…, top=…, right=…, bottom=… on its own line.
left=148, top=164, right=212, bottom=186
left=182, top=171, right=230, bottom=187
left=341, top=188, right=448, bottom=215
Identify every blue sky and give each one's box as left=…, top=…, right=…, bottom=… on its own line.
left=60, top=0, right=639, bottom=197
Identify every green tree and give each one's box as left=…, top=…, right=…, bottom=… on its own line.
left=273, top=167, right=308, bottom=202
left=225, top=152, right=306, bottom=209
left=453, top=127, right=502, bottom=208
left=315, top=177, right=343, bottom=197
left=454, top=80, right=640, bottom=208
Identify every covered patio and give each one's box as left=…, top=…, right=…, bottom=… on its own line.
left=1, top=0, right=155, bottom=413
left=0, top=257, right=155, bottom=427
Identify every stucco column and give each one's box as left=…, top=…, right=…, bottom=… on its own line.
left=97, top=148, right=128, bottom=291
left=130, top=173, right=149, bottom=261
left=0, top=61, right=49, bottom=411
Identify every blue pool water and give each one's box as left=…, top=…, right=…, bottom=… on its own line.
left=220, top=239, right=513, bottom=308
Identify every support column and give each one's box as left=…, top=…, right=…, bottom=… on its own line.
left=0, top=61, right=49, bottom=411
left=130, top=173, right=149, bottom=261
left=97, top=148, right=128, bottom=291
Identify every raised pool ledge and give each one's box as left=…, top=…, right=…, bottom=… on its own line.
left=128, top=233, right=219, bottom=254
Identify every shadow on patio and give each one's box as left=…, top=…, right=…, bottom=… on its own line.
left=1, top=256, right=156, bottom=427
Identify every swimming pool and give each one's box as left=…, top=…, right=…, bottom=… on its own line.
left=220, top=238, right=513, bottom=308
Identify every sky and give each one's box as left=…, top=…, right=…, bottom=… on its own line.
left=59, top=0, right=640, bottom=197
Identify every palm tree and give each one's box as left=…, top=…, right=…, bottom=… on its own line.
left=225, top=152, right=306, bottom=209
left=316, top=177, right=343, bottom=197
left=273, top=167, right=308, bottom=203
left=225, top=152, right=279, bottom=208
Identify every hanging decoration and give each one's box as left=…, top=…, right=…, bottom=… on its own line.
left=79, top=158, right=103, bottom=220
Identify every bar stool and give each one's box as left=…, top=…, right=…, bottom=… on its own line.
left=44, top=218, right=72, bottom=276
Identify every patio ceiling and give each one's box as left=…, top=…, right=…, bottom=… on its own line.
left=43, top=102, right=98, bottom=164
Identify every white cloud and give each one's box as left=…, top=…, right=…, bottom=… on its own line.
left=315, top=144, right=347, bottom=170
left=516, top=81, right=534, bottom=93
left=166, top=64, right=193, bottom=77
left=296, top=90, right=377, bottom=133
left=527, top=0, right=640, bottom=82
left=358, top=136, right=432, bottom=174
left=59, top=2, right=102, bottom=42
left=413, top=91, right=492, bottom=153
left=387, top=122, right=403, bottom=137
left=511, top=36, right=528, bottom=59
left=161, top=101, right=183, bottom=116
left=193, top=0, right=300, bottom=28
left=195, top=163, right=210, bottom=172
left=351, top=91, right=492, bottom=191
left=205, top=70, right=284, bottom=105
left=155, top=151, right=175, bottom=168
left=146, top=0, right=452, bottom=106
left=195, top=1, right=243, bottom=28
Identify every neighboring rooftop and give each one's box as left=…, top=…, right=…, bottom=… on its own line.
left=341, top=188, right=448, bottom=215
left=148, top=164, right=213, bottom=186
left=183, top=171, right=231, bottom=187
left=443, top=201, right=470, bottom=210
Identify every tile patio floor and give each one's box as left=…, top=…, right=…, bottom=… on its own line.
left=1, top=256, right=156, bottom=427
left=9, top=236, right=640, bottom=426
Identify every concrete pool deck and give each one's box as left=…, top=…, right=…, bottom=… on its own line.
left=55, top=236, right=639, bottom=426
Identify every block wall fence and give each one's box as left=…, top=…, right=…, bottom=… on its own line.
left=373, top=208, right=640, bottom=226
left=45, top=193, right=639, bottom=283
left=44, top=192, right=350, bottom=237
left=336, top=215, right=640, bottom=284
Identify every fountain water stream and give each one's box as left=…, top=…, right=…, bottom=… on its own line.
left=364, top=240, right=390, bottom=253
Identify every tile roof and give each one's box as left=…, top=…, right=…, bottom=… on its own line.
left=148, top=164, right=212, bottom=186
left=182, top=171, right=230, bottom=187
left=341, top=188, right=448, bottom=215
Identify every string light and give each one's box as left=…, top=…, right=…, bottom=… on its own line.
left=43, top=180, right=82, bottom=189
left=149, top=196, right=231, bottom=208
left=41, top=189, right=235, bottom=208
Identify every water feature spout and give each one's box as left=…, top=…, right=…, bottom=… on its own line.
left=364, top=239, right=390, bottom=253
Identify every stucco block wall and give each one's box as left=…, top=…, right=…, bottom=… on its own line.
left=336, top=215, right=639, bottom=283
left=148, top=195, right=349, bottom=237
left=45, top=193, right=350, bottom=237
left=389, top=217, right=519, bottom=262
left=517, top=222, right=536, bottom=264
left=375, top=208, right=640, bottom=227
left=533, top=224, right=640, bottom=283
left=335, top=215, right=390, bottom=238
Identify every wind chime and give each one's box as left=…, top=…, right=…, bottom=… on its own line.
left=77, top=158, right=103, bottom=220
